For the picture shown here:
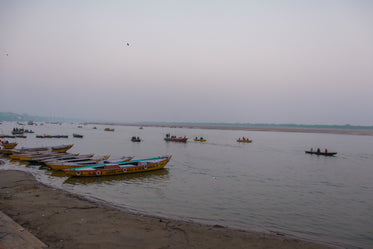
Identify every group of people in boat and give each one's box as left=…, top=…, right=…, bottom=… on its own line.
left=240, top=137, right=250, bottom=141
left=310, top=148, right=328, bottom=153
left=195, top=137, right=204, bottom=140
left=0, top=140, right=10, bottom=145
left=131, top=136, right=141, bottom=142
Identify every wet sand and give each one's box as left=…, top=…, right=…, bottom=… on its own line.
left=0, top=170, right=338, bottom=249
left=119, top=123, right=373, bottom=136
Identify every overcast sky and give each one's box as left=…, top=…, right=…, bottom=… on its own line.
left=1, top=0, right=372, bottom=125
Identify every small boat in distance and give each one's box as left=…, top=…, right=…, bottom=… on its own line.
left=104, top=128, right=115, bottom=132
left=305, top=148, right=337, bottom=156
left=164, top=134, right=188, bottom=143
left=63, top=155, right=172, bottom=177
left=194, top=137, right=206, bottom=142
left=131, top=136, right=141, bottom=142
left=0, top=141, right=18, bottom=149
left=237, top=137, right=252, bottom=143
left=73, top=133, right=83, bottom=138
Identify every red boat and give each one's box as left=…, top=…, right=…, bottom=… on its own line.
left=164, top=134, right=188, bottom=143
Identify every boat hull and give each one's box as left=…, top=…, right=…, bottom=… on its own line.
left=237, top=140, right=252, bottom=143
left=64, top=156, right=171, bottom=177
left=305, top=151, right=337, bottom=156
left=193, top=139, right=206, bottom=142
left=1, top=143, right=18, bottom=149
left=164, top=138, right=188, bottom=143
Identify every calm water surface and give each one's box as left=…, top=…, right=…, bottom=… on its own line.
left=1, top=122, right=372, bottom=248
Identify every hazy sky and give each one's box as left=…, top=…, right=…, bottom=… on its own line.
left=1, top=0, right=373, bottom=125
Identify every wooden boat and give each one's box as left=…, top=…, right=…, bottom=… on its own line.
left=164, top=134, right=188, bottom=143
left=11, top=151, right=58, bottom=160
left=0, top=142, right=18, bottom=149
left=104, top=128, right=115, bottom=132
left=44, top=154, right=95, bottom=166
left=12, top=128, right=24, bottom=135
left=52, top=135, right=68, bottom=138
left=0, top=135, right=26, bottom=139
left=51, top=144, right=74, bottom=153
left=26, top=153, right=80, bottom=163
left=73, top=133, right=83, bottom=138
left=1, top=144, right=73, bottom=155
left=63, top=155, right=172, bottom=177
left=305, top=151, right=337, bottom=156
left=49, top=156, right=134, bottom=170
left=237, top=139, right=252, bottom=143
left=131, top=136, right=141, bottom=142
left=193, top=137, right=206, bottom=142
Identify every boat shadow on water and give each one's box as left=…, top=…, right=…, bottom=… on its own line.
left=62, top=168, right=170, bottom=185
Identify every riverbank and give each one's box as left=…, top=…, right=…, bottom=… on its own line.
left=0, top=170, right=339, bottom=249
left=115, top=123, right=373, bottom=136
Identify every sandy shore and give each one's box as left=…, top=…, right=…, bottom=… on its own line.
left=0, top=170, right=339, bottom=249
left=117, top=123, right=373, bottom=136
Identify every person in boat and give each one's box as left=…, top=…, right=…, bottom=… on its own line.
left=195, top=137, right=198, bottom=140
left=310, top=148, right=313, bottom=152
left=200, top=137, right=203, bottom=140
left=325, top=149, right=328, bottom=153
left=317, top=148, right=320, bottom=153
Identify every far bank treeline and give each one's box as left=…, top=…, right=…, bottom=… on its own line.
left=0, top=112, right=83, bottom=123
left=1, top=112, right=373, bottom=130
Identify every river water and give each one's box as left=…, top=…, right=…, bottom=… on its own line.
left=1, top=122, right=372, bottom=248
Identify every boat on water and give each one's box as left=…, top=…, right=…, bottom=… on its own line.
left=63, top=155, right=172, bottom=177
left=164, top=134, right=188, bottom=143
left=1, top=144, right=74, bottom=155
left=305, top=150, right=337, bottom=156
left=25, top=153, right=80, bottom=163
left=73, top=133, right=83, bottom=138
left=104, top=128, right=115, bottom=132
left=194, top=137, right=206, bottom=142
left=237, top=137, right=252, bottom=143
left=0, top=135, right=27, bottom=138
left=12, top=128, right=24, bottom=135
left=48, top=156, right=134, bottom=170
left=131, top=136, right=141, bottom=142
left=0, top=142, right=18, bottom=149
left=10, top=151, right=61, bottom=160
left=43, top=154, right=95, bottom=165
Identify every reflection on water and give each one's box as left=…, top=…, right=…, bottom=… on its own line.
left=63, top=168, right=169, bottom=185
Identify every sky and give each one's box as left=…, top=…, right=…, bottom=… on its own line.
left=1, top=0, right=373, bottom=125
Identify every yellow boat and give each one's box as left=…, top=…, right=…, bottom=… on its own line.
left=13, top=152, right=58, bottom=161
left=194, top=138, right=206, bottom=142
left=104, top=128, right=115, bottom=132
left=51, top=144, right=74, bottom=153
left=1, top=143, right=18, bottom=149
left=237, top=139, right=252, bottom=143
left=7, top=144, right=74, bottom=156
left=63, top=155, right=172, bottom=177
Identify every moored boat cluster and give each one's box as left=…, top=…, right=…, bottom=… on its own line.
left=0, top=144, right=172, bottom=177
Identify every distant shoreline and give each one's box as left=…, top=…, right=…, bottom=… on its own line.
left=106, top=123, right=373, bottom=136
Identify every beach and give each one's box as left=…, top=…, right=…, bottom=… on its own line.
left=0, top=170, right=337, bottom=249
